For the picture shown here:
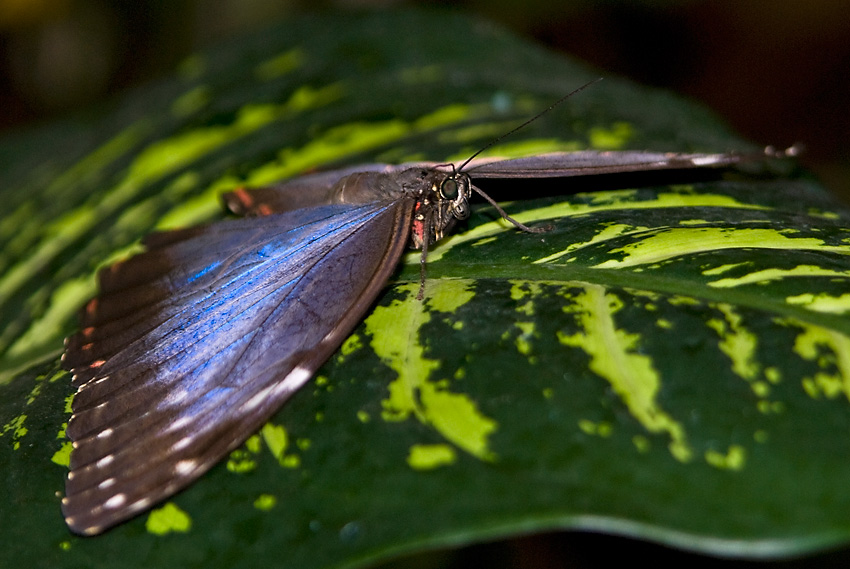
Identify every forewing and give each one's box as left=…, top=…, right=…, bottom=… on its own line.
left=464, top=150, right=754, bottom=179
left=222, top=163, right=431, bottom=216
left=62, top=199, right=414, bottom=535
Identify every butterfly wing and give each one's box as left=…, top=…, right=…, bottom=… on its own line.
left=222, top=163, right=432, bottom=216
left=463, top=150, right=762, bottom=179
left=62, top=198, right=414, bottom=535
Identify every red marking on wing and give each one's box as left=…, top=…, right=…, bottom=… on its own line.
left=231, top=187, right=255, bottom=209
left=84, top=299, right=99, bottom=316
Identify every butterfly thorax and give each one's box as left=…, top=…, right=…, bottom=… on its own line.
left=330, top=166, right=472, bottom=249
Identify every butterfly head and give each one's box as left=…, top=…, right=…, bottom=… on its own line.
left=436, top=170, right=471, bottom=222
left=407, top=167, right=472, bottom=248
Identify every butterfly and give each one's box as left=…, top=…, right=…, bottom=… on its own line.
left=60, top=93, right=797, bottom=534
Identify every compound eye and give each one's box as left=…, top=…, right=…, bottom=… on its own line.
left=440, top=178, right=459, bottom=200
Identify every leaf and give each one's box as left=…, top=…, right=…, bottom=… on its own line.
left=2, top=8, right=849, bottom=569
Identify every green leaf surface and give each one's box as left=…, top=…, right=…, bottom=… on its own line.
left=2, top=8, right=849, bottom=568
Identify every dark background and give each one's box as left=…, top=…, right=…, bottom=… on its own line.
left=0, top=1, right=847, bottom=202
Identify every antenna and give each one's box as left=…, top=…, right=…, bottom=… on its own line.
left=457, top=77, right=603, bottom=173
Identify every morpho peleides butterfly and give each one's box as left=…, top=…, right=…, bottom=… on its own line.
left=60, top=83, right=798, bottom=535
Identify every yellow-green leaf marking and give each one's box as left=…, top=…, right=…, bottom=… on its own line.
left=369, top=280, right=497, bottom=462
